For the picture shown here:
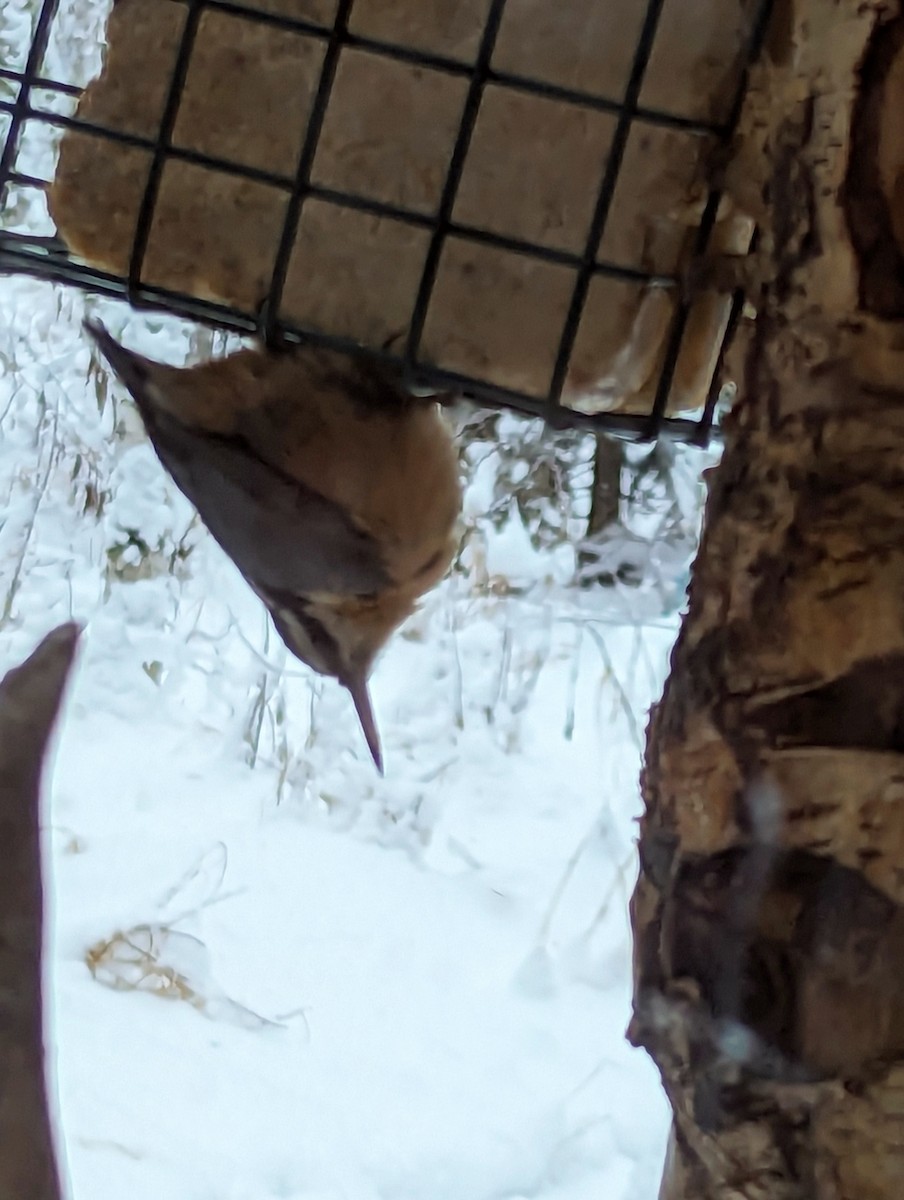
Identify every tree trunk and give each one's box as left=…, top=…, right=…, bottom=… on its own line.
left=579, top=433, right=624, bottom=585
left=630, top=3, right=904, bottom=1197
left=0, top=625, right=79, bottom=1200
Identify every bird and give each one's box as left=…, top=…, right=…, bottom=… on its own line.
left=84, top=320, right=462, bottom=773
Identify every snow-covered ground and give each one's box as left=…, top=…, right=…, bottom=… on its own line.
left=0, top=275, right=677, bottom=1200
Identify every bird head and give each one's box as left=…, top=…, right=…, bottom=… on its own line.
left=264, top=587, right=419, bottom=775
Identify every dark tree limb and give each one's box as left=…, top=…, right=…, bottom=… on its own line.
left=0, top=624, right=80, bottom=1200
left=578, top=433, right=624, bottom=586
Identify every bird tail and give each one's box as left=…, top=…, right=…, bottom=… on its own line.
left=84, top=319, right=154, bottom=400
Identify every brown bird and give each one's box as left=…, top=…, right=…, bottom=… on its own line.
left=85, top=320, right=461, bottom=772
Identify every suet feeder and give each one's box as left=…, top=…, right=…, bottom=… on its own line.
left=0, top=0, right=774, bottom=443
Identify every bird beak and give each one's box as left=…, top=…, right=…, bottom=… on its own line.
left=345, top=672, right=383, bottom=775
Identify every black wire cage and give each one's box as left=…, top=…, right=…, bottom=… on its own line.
left=0, top=0, right=773, bottom=444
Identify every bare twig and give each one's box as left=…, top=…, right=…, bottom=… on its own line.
left=584, top=624, right=644, bottom=752
left=1, top=393, right=62, bottom=625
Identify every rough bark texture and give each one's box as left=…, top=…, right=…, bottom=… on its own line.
left=0, top=625, right=79, bottom=1200
left=630, top=2, right=904, bottom=1197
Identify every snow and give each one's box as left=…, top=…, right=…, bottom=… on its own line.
left=0, top=3, right=685, bottom=1195
left=43, top=600, right=676, bottom=1200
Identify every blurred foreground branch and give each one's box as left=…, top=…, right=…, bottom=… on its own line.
left=0, top=624, right=79, bottom=1200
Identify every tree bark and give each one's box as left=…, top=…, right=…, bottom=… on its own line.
left=0, top=625, right=79, bottom=1200
left=630, top=2, right=904, bottom=1197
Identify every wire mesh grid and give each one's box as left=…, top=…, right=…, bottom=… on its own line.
left=0, top=0, right=773, bottom=443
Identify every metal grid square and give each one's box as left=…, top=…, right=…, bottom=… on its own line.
left=0, top=0, right=773, bottom=443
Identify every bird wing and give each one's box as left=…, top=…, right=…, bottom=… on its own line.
left=143, top=401, right=390, bottom=598
left=85, top=320, right=390, bottom=597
